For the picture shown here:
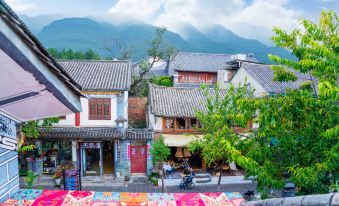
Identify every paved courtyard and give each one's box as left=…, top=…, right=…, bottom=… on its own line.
left=20, top=175, right=256, bottom=194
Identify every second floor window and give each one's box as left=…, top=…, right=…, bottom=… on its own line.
left=163, top=117, right=201, bottom=132
left=89, top=98, right=111, bottom=120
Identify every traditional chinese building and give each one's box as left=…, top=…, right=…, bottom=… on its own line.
left=169, top=52, right=257, bottom=88
left=147, top=85, right=227, bottom=170
left=220, top=60, right=316, bottom=97
left=37, top=60, right=153, bottom=178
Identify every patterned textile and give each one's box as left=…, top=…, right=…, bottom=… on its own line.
left=200, top=193, right=232, bottom=206
left=224, top=193, right=247, bottom=206
left=1, top=190, right=246, bottom=206
left=61, top=191, right=94, bottom=206
left=31, top=190, right=69, bottom=206
left=1, top=199, right=35, bottom=206
left=174, top=193, right=204, bottom=206
left=148, top=193, right=176, bottom=206
left=92, top=192, right=120, bottom=202
left=11, top=190, right=42, bottom=200
left=120, top=193, right=147, bottom=206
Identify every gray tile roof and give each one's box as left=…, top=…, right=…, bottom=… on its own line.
left=247, top=192, right=338, bottom=206
left=170, top=52, right=257, bottom=73
left=58, top=60, right=132, bottom=91
left=241, top=62, right=316, bottom=94
left=148, top=85, right=227, bottom=118
left=39, top=127, right=152, bottom=140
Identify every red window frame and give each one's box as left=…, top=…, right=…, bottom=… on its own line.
left=88, top=98, right=111, bottom=120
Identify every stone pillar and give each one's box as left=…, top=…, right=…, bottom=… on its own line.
left=71, top=141, right=77, bottom=166
left=146, top=140, right=153, bottom=176
left=114, top=140, right=131, bottom=177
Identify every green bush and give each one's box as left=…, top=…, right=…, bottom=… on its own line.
left=25, top=170, right=36, bottom=189
left=150, top=136, right=170, bottom=163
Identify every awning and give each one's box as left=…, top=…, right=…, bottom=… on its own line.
left=0, top=2, right=82, bottom=122
left=162, top=134, right=204, bottom=147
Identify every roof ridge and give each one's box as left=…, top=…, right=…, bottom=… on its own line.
left=150, top=85, right=221, bottom=91
left=58, top=59, right=131, bottom=63
left=178, top=51, right=232, bottom=56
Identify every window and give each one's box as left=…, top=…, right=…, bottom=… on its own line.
left=165, top=118, right=174, bottom=129
left=89, top=98, right=111, bottom=120
left=188, top=118, right=202, bottom=129
left=176, top=118, right=186, bottom=130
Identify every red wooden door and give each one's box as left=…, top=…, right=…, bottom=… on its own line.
left=131, top=145, right=147, bottom=173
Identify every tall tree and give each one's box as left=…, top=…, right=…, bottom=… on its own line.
left=130, top=27, right=175, bottom=96
left=189, top=84, right=257, bottom=185
left=239, top=10, right=338, bottom=197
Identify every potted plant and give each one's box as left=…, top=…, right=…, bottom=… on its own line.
left=52, top=171, right=62, bottom=186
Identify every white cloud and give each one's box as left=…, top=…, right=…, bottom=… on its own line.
left=229, top=0, right=301, bottom=32
left=108, top=0, right=166, bottom=21
left=6, top=0, right=35, bottom=12
left=108, top=0, right=302, bottom=43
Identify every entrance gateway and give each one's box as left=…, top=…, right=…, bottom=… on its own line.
left=130, top=141, right=147, bottom=175
left=80, top=141, right=115, bottom=177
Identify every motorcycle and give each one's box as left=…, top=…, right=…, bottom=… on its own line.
left=179, top=159, right=195, bottom=190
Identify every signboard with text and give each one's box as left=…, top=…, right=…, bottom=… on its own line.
left=0, top=114, right=17, bottom=151
left=80, top=142, right=101, bottom=149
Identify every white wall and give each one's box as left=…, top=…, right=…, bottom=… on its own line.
left=217, top=70, right=228, bottom=89
left=147, top=109, right=163, bottom=131
left=230, top=67, right=268, bottom=97
left=57, top=92, right=128, bottom=127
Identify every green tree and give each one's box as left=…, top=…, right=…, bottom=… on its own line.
left=130, top=27, right=175, bottom=96
left=189, top=84, right=257, bottom=185
left=238, top=10, right=339, bottom=197
left=150, top=136, right=171, bottom=163
left=47, top=48, right=100, bottom=60
left=19, top=117, right=60, bottom=152
left=150, top=76, right=173, bottom=87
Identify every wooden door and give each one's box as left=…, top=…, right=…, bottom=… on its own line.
left=131, top=145, right=147, bottom=173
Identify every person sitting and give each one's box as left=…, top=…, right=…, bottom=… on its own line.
left=163, top=162, right=175, bottom=178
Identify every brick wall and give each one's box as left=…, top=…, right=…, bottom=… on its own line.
left=128, top=97, right=147, bottom=125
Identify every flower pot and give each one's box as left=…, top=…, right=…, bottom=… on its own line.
left=54, top=178, right=62, bottom=186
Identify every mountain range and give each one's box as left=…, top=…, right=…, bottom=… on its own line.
left=21, top=16, right=295, bottom=63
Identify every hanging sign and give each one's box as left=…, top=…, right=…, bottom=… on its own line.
left=80, top=142, right=101, bottom=149
left=0, top=115, right=17, bottom=151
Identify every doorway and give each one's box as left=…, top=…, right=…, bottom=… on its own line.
left=131, top=141, right=147, bottom=174
left=103, top=141, right=114, bottom=174
left=81, top=142, right=101, bottom=176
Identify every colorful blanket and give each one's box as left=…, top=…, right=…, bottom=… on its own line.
left=1, top=190, right=247, bottom=206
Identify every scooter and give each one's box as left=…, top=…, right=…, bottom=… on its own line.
left=179, top=160, right=195, bottom=190
left=180, top=172, right=195, bottom=190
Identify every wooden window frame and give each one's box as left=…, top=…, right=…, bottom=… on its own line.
left=88, top=98, right=111, bottom=120
left=163, top=117, right=175, bottom=132
left=163, top=117, right=201, bottom=133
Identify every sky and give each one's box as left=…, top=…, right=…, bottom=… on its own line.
left=5, top=0, right=339, bottom=44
